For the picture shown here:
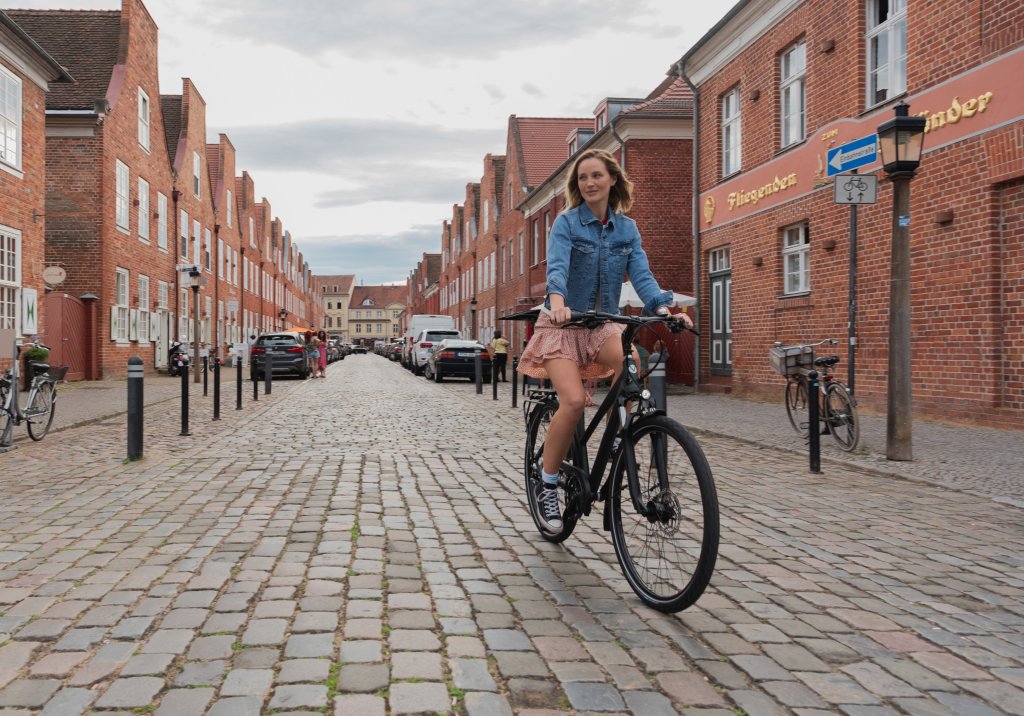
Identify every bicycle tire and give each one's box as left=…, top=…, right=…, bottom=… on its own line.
left=609, top=415, right=719, bottom=613
left=524, top=400, right=582, bottom=543
left=826, top=382, right=859, bottom=452
left=0, top=381, right=12, bottom=445
left=26, top=382, right=55, bottom=441
left=785, top=377, right=810, bottom=438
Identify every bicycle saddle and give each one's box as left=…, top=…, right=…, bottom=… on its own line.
left=29, top=362, right=51, bottom=375
left=814, top=355, right=839, bottom=366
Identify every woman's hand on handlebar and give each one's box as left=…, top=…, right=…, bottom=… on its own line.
left=546, top=295, right=572, bottom=326
left=657, top=307, right=693, bottom=331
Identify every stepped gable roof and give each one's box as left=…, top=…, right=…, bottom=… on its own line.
left=619, top=78, right=694, bottom=118
left=160, top=95, right=182, bottom=165
left=424, top=254, right=441, bottom=284
left=205, top=145, right=221, bottom=207
left=516, top=117, right=592, bottom=187
left=6, top=9, right=117, bottom=110
left=351, top=284, right=406, bottom=308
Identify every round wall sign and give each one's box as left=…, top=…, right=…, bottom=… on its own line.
left=42, top=266, right=67, bottom=285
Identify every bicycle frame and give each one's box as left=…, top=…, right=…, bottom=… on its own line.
left=529, top=316, right=673, bottom=524
left=1, top=337, right=55, bottom=446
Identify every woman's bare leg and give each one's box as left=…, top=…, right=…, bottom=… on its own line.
left=541, top=358, right=586, bottom=475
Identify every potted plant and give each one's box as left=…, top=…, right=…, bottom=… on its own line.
left=21, top=345, right=49, bottom=390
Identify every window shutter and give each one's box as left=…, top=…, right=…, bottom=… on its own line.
left=149, top=311, right=160, bottom=342
left=129, top=309, right=138, bottom=341
left=110, top=305, right=119, bottom=341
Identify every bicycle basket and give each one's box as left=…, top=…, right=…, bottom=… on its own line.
left=769, top=345, right=814, bottom=376
left=48, top=365, right=69, bottom=382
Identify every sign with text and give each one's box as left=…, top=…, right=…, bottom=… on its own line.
left=833, top=174, right=878, bottom=204
left=827, top=135, right=878, bottom=176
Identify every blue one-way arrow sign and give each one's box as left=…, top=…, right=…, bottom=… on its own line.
left=827, top=134, right=878, bottom=176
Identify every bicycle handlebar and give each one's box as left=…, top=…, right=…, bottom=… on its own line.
left=562, top=310, right=699, bottom=336
left=775, top=337, right=837, bottom=350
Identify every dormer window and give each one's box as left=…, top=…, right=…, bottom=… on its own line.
left=362, top=298, right=374, bottom=306
left=596, top=113, right=607, bottom=130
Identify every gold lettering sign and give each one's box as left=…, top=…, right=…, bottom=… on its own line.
left=916, top=92, right=993, bottom=134
left=727, top=173, right=798, bottom=211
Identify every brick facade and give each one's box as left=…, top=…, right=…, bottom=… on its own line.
left=683, top=0, right=1024, bottom=425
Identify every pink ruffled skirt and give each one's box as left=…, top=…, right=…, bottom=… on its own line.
left=517, top=312, right=624, bottom=380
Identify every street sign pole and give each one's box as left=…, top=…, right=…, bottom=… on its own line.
left=848, top=180, right=858, bottom=395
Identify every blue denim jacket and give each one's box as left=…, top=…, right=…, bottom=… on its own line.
left=546, top=203, right=673, bottom=315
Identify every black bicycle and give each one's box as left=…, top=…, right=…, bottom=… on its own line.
left=514, top=310, right=719, bottom=613
left=1, top=338, right=63, bottom=445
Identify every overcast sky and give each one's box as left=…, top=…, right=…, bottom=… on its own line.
left=13, top=0, right=724, bottom=283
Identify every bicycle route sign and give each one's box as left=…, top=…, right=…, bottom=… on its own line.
left=833, top=173, right=878, bottom=205
left=827, top=134, right=878, bottom=176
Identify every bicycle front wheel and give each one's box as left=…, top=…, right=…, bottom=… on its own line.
left=610, top=415, right=719, bottom=613
left=524, top=400, right=581, bottom=543
left=826, top=383, right=859, bottom=452
left=785, top=377, right=810, bottom=437
left=26, top=382, right=55, bottom=441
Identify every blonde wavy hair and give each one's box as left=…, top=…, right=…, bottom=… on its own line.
left=564, top=149, right=634, bottom=214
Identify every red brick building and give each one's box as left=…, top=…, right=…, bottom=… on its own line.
left=0, top=11, right=70, bottom=369
left=680, top=0, right=1024, bottom=425
left=405, top=253, right=441, bottom=323
left=11, top=0, right=178, bottom=379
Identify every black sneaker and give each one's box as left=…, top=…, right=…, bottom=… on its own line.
left=536, top=484, right=563, bottom=531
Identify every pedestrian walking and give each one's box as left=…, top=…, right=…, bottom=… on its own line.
left=489, top=331, right=509, bottom=381
left=306, top=331, right=318, bottom=379
left=246, top=333, right=257, bottom=367
left=516, top=148, right=692, bottom=530
left=317, top=330, right=328, bottom=378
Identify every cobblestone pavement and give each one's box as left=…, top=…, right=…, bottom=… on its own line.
left=1, top=355, right=1022, bottom=715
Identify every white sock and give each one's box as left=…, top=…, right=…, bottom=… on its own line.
left=541, top=468, right=559, bottom=487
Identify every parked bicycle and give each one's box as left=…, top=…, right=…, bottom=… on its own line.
left=772, top=338, right=860, bottom=452
left=0, top=338, right=64, bottom=445
left=515, top=310, right=719, bottom=613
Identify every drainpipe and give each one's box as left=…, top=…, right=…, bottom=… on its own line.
left=678, top=60, right=701, bottom=393
left=610, top=119, right=627, bottom=173
left=172, top=189, right=181, bottom=334
left=213, top=223, right=220, bottom=356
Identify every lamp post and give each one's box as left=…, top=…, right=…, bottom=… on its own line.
left=469, top=296, right=477, bottom=342
left=189, top=269, right=201, bottom=384
left=278, top=308, right=287, bottom=330
left=877, top=101, right=926, bottom=461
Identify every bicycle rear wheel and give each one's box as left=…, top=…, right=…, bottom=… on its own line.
left=0, top=381, right=12, bottom=445
left=524, top=400, right=582, bottom=543
left=785, top=377, right=810, bottom=437
left=26, top=382, right=55, bottom=441
left=610, top=415, right=719, bottom=612
left=826, top=383, right=859, bottom=452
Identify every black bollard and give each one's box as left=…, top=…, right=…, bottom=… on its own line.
left=808, top=370, right=821, bottom=474
left=252, top=362, right=259, bottom=402
left=179, top=356, right=191, bottom=436
left=127, top=356, right=144, bottom=460
left=511, top=357, right=518, bottom=408
left=203, top=355, right=208, bottom=396
left=264, top=353, right=272, bottom=395
left=474, top=349, right=483, bottom=395
left=236, top=359, right=243, bottom=410
left=492, top=358, right=498, bottom=401
left=213, top=358, right=221, bottom=421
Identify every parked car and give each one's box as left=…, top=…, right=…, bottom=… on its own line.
left=409, top=329, right=461, bottom=375
left=402, top=314, right=456, bottom=369
left=424, top=339, right=491, bottom=383
left=387, top=342, right=403, bottom=361
left=250, top=333, right=310, bottom=380
left=350, top=344, right=368, bottom=354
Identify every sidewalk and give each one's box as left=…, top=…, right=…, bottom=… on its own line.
left=663, top=391, right=1024, bottom=507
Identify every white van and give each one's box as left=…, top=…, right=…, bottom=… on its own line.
left=402, top=314, right=457, bottom=372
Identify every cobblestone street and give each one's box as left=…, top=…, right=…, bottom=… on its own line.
left=1, top=355, right=1022, bottom=715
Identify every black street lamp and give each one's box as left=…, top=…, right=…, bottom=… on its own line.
left=278, top=308, right=287, bottom=329
left=877, top=101, right=926, bottom=461
left=189, top=269, right=201, bottom=383
left=469, top=296, right=477, bottom=342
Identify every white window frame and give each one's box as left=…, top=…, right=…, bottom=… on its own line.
left=218, top=239, right=225, bottom=278
left=226, top=189, right=233, bottom=228
left=249, top=217, right=255, bottom=248
left=137, top=87, right=150, bottom=151
left=0, top=66, right=23, bottom=172
left=0, top=226, right=21, bottom=332
left=180, top=210, right=189, bottom=258
left=780, top=41, right=806, bottom=148
left=782, top=223, right=810, bottom=295
left=483, top=200, right=489, bottom=233
left=113, top=268, right=130, bottom=341
left=532, top=221, right=540, bottom=266
left=138, top=275, right=150, bottom=342
left=137, top=177, right=150, bottom=242
left=866, top=0, right=907, bottom=108
left=193, top=152, right=201, bottom=197
left=115, top=160, right=130, bottom=232
left=157, top=192, right=168, bottom=251
left=193, top=220, right=200, bottom=265
left=722, top=88, right=741, bottom=177
left=518, top=232, right=524, bottom=275
left=157, top=280, right=169, bottom=310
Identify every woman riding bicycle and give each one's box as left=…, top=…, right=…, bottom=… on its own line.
left=517, top=148, right=692, bottom=530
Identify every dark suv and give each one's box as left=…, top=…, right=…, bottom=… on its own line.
left=250, top=333, right=309, bottom=380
